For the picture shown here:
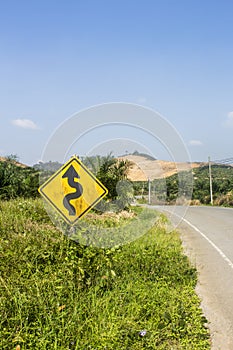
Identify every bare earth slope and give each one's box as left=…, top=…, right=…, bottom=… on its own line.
left=0, top=157, right=28, bottom=168
left=119, top=154, right=202, bottom=181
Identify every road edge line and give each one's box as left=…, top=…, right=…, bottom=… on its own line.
left=178, top=215, right=233, bottom=270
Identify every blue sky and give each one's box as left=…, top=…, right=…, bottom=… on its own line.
left=1, top=0, right=233, bottom=165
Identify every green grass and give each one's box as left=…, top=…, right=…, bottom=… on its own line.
left=0, top=198, right=210, bottom=349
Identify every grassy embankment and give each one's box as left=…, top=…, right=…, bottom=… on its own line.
left=0, top=198, right=210, bottom=349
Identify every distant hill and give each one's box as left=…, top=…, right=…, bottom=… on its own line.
left=33, top=161, right=62, bottom=172
left=118, top=154, right=203, bottom=181
left=128, top=151, right=157, bottom=161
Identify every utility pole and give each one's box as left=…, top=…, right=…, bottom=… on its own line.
left=208, top=156, right=213, bottom=205
left=148, top=178, right=151, bottom=205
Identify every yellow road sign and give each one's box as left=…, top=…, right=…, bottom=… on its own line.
left=38, top=156, right=108, bottom=224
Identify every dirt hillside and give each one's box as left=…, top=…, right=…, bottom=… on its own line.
left=0, top=157, right=28, bottom=168
left=119, top=154, right=203, bottom=181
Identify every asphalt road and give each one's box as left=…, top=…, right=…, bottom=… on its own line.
left=152, top=205, right=233, bottom=350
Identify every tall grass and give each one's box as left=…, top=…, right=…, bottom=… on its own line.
left=0, top=199, right=210, bottom=349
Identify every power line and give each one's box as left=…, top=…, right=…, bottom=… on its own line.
left=213, top=157, right=233, bottom=165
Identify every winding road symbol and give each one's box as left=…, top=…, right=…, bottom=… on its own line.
left=38, top=156, right=108, bottom=224
left=62, top=165, right=83, bottom=216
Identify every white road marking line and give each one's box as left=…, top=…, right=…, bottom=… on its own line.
left=151, top=205, right=233, bottom=270
left=171, top=211, right=233, bottom=270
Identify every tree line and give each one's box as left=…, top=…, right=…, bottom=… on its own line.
left=0, top=155, right=39, bottom=199
left=133, top=164, right=233, bottom=206
left=1, top=155, right=233, bottom=207
left=0, top=155, right=133, bottom=210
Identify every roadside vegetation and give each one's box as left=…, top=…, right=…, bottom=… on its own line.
left=0, top=154, right=211, bottom=348
left=0, top=155, right=39, bottom=199
left=134, top=164, right=233, bottom=206
left=192, top=165, right=233, bottom=206
left=0, top=198, right=210, bottom=349
left=0, top=154, right=133, bottom=210
left=1, top=154, right=233, bottom=207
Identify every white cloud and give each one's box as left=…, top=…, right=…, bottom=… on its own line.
left=224, top=111, right=233, bottom=128
left=189, top=140, right=203, bottom=146
left=11, top=118, right=39, bottom=130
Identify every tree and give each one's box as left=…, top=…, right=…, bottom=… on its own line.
left=0, top=155, right=39, bottom=199
left=96, top=155, right=133, bottom=210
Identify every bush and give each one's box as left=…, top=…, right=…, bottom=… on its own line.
left=0, top=156, right=39, bottom=199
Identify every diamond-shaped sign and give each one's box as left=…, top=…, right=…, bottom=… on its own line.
left=38, top=156, right=108, bottom=224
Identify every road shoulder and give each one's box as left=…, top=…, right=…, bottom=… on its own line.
left=178, top=218, right=233, bottom=350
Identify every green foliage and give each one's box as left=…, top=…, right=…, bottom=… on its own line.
left=0, top=154, right=134, bottom=211
left=164, top=171, right=193, bottom=203
left=0, top=155, right=39, bottom=199
left=134, top=165, right=233, bottom=206
left=95, top=155, right=134, bottom=210
left=0, top=198, right=210, bottom=349
left=192, top=165, right=233, bottom=205
left=96, top=155, right=118, bottom=199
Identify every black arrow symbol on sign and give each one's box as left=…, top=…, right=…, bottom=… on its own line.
left=62, top=165, right=83, bottom=216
